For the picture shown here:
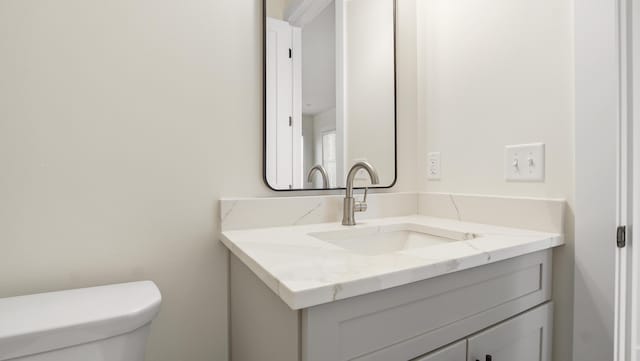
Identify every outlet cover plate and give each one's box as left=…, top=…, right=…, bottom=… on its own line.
left=427, top=152, right=441, bottom=180
left=505, top=143, right=545, bottom=182
left=352, top=158, right=369, bottom=183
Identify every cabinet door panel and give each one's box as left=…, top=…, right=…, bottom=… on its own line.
left=467, top=303, right=552, bottom=361
left=303, top=251, right=552, bottom=361
left=413, top=340, right=466, bottom=361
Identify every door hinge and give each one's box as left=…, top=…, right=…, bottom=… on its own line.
left=289, top=116, right=292, bottom=127
left=289, top=48, right=292, bottom=58
left=617, top=225, right=627, bottom=248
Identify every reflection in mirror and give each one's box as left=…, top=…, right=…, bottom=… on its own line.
left=265, top=0, right=396, bottom=190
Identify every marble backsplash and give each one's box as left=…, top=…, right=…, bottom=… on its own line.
left=220, top=192, right=566, bottom=234
left=418, top=193, right=566, bottom=234
left=220, top=192, right=418, bottom=231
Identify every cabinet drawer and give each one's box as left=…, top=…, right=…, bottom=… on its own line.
left=303, top=250, right=551, bottom=361
left=467, top=303, right=553, bottom=361
left=413, top=340, right=466, bottom=361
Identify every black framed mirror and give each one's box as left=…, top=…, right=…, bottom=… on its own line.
left=263, top=0, right=397, bottom=191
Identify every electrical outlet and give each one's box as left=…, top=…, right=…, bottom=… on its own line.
left=427, top=152, right=441, bottom=180
left=352, top=158, right=369, bottom=185
left=505, top=143, right=545, bottom=181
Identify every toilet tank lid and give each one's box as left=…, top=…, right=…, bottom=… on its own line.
left=0, top=281, right=161, bottom=361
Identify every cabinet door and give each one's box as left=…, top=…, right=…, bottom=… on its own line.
left=467, top=303, right=552, bottom=361
left=413, top=340, right=466, bottom=361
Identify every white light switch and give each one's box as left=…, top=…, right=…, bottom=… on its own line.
left=505, top=143, right=545, bottom=182
left=427, top=152, right=441, bottom=180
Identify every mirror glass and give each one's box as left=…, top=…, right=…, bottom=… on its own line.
left=264, top=0, right=396, bottom=190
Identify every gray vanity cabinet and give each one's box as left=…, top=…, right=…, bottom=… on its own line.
left=413, top=340, right=467, bottom=361
left=467, top=303, right=552, bottom=361
left=413, top=302, right=552, bottom=361
left=229, top=249, right=554, bottom=361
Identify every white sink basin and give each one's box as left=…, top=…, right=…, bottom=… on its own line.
left=309, top=223, right=477, bottom=256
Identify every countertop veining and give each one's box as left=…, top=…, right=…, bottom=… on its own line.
left=221, top=215, right=563, bottom=310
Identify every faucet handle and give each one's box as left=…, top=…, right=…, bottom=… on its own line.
left=354, top=187, right=369, bottom=212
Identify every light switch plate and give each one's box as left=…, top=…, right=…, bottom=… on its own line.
left=505, top=143, right=545, bottom=182
left=427, top=152, right=441, bottom=180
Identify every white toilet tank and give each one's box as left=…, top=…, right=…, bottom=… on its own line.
left=0, top=281, right=161, bottom=361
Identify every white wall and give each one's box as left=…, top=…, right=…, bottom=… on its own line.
left=395, top=0, right=419, bottom=194
left=0, top=1, right=268, bottom=360
left=345, top=0, right=396, bottom=187
left=302, top=114, right=316, bottom=185
left=313, top=107, right=337, bottom=163
left=302, top=2, right=336, bottom=115
left=416, top=0, right=575, bottom=359
left=267, top=0, right=288, bottom=19
left=573, top=0, right=618, bottom=357
left=0, top=1, right=418, bottom=361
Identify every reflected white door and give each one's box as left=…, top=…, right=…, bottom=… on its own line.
left=266, top=17, right=302, bottom=190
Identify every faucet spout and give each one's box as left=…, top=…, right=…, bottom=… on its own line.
left=307, top=164, right=330, bottom=188
left=345, top=161, right=380, bottom=198
left=342, top=161, right=380, bottom=226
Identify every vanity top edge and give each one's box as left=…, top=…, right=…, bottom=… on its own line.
left=221, top=215, right=564, bottom=310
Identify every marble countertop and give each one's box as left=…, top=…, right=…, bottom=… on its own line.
left=220, top=215, right=563, bottom=310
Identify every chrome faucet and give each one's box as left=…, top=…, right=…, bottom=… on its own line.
left=307, top=164, right=330, bottom=188
left=342, top=161, right=380, bottom=226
